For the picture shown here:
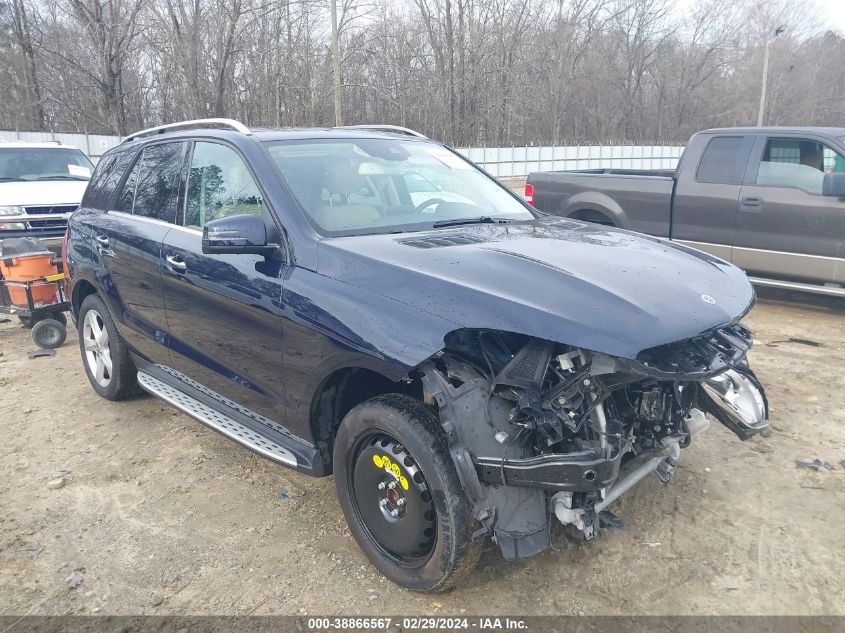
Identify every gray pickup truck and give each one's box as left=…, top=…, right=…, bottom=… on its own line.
left=526, top=127, right=845, bottom=297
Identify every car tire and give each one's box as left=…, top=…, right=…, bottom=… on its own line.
left=77, top=294, right=140, bottom=400
left=333, top=394, right=480, bottom=592
left=31, top=318, right=67, bottom=349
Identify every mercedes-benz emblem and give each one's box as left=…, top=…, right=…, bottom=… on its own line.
left=700, top=294, right=716, bottom=305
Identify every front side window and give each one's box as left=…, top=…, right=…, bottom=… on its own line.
left=0, top=147, right=93, bottom=182
left=265, top=138, right=533, bottom=235
left=184, top=142, right=264, bottom=228
left=132, top=142, right=186, bottom=222
left=756, top=138, right=845, bottom=194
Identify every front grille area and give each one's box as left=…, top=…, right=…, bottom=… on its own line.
left=632, top=322, right=754, bottom=378
left=22, top=204, right=77, bottom=230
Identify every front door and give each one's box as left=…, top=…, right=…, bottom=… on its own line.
left=160, top=140, right=289, bottom=423
left=734, top=136, right=845, bottom=284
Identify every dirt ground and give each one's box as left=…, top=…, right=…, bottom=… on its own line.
left=1, top=288, right=844, bottom=616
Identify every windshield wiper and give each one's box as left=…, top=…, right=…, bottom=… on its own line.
left=36, top=175, right=89, bottom=181
left=431, top=216, right=512, bottom=229
left=0, top=177, right=25, bottom=182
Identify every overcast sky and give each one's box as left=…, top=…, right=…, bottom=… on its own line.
left=814, top=0, right=845, bottom=34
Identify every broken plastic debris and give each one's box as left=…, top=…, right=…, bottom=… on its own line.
left=65, top=571, right=84, bottom=590
left=278, top=491, right=289, bottom=499
left=765, top=338, right=822, bottom=348
left=28, top=349, right=56, bottom=359
left=794, top=458, right=834, bottom=471
left=598, top=510, right=624, bottom=530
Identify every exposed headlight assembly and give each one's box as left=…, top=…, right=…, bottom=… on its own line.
left=701, top=367, right=769, bottom=439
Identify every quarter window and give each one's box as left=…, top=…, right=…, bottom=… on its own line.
left=184, top=142, right=264, bottom=228
left=755, top=138, right=845, bottom=194
left=114, top=157, right=140, bottom=214
left=696, top=136, right=744, bottom=184
left=82, top=151, right=134, bottom=211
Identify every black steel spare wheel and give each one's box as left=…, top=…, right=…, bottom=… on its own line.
left=333, top=394, right=480, bottom=592
left=352, top=435, right=436, bottom=564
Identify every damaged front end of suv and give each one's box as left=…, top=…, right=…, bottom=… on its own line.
left=416, top=321, right=767, bottom=559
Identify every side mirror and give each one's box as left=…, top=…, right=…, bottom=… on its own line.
left=202, top=214, right=277, bottom=256
left=822, top=172, right=845, bottom=197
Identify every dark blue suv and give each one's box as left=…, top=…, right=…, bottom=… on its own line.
left=67, top=119, right=768, bottom=591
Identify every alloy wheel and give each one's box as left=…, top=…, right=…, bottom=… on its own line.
left=83, top=309, right=113, bottom=387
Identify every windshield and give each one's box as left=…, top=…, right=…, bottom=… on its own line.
left=0, top=147, right=94, bottom=182
left=265, top=138, right=533, bottom=235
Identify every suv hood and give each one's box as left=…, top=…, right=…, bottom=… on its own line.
left=316, top=217, right=754, bottom=360
left=0, top=181, right=87, bottom=206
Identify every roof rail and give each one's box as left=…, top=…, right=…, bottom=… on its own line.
left=122, top=118, right=252, bottom=143
left=336, top=124, right=427, bottom=139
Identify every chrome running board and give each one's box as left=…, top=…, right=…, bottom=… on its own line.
left=136, top=370, right=297, bottom=467
left=748, top=276, right=845, bottom=298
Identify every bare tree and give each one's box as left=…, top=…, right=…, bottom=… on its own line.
left=1, top=0, right=842, bottom=142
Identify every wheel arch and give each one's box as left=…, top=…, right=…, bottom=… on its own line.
left=559, top=191, right=626, bottom=228
left=309, top=365, right=424, bottom=474
left=71, top=278, right=99, bottom=318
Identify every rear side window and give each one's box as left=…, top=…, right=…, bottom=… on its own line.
left=696, top=136, right=744, bottom=184
left=132, top=142, right=186, bottom=222
left=81, top=151, right=134, bottom=211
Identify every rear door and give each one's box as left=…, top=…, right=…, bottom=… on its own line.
left=95, top=141, right=188, bottom=363
left=160, top=140, right=289, bottom=422
left=670, top=133, right=755, bottom=261
left=733, top=135, right=845, bottom=285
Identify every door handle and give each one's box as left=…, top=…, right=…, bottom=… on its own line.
left=739, top=197, right=762, bottom=212
left=165, top=254, right=187, bottom=272
left=94, top=233, right=115, bottom=258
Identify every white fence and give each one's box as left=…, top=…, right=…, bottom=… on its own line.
left=0, top=130, right=122, bottom=162
left=455, top=144, right=685, bottom=178
left=0, top=129, right=685, bottom=174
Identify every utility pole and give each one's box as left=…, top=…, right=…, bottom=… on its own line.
left=757, top=25, right=786, bottom=126
left=330, top=0, right=342, bottom=126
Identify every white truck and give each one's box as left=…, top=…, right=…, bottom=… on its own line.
left=0, top=141, right=94, bottom=253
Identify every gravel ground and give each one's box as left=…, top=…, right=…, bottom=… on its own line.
left=1, top=288, right=844, bottom=616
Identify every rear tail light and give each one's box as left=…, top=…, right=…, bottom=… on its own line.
left=61, top=228, right=70, bottom=299
left=61, top=229, right=69, bottom=272
left=524, top=182, right=535, bottom=206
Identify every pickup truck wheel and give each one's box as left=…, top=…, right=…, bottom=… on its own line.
left=333, top=394, right=480, bottom=592
left=77, top=294, right=140, bottom=401
left=570, top=209, right=615, bottom=227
